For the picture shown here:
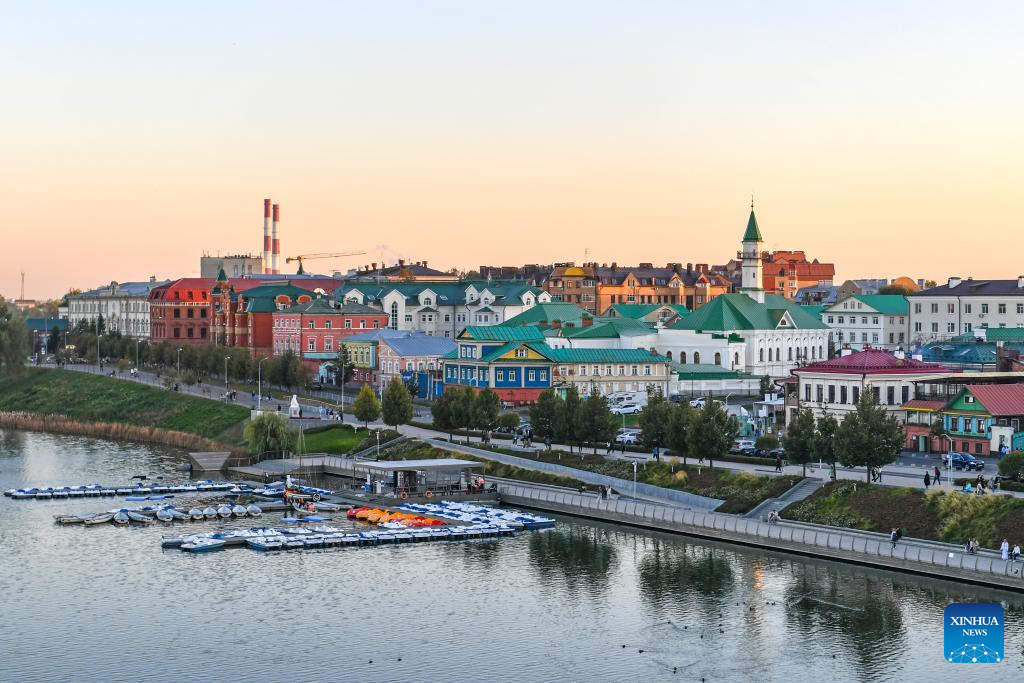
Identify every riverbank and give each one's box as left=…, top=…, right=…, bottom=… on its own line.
left=0, top=368, right=249, bottom=440
left=498, top=483, right=1024, bottom=591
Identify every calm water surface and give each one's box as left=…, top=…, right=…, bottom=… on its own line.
left=1, top=429, right=1021, bottom=682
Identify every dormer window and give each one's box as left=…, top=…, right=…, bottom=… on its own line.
left=424, top=298, right=432, bottom=306
left=515, top=347, right=528, bottom=358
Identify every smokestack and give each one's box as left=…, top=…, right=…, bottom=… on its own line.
left=263, top=199, right=271, bottom=274
left=271, top=203, right=280, bottom=274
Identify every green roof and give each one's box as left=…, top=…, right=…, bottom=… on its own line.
left=459, top=326, right=546, bottom=342
left=743, top=209, right=762, bottom=242
left=478, top=342, right=554, bottom=363
left=847, top=294, right=909, bottom=315
left=25, top=318, right=68, bottom=332
left=986, top=327, right=1024, bottom=343
left=552, top=318, right=654, bottom=339
left=672, top=293, right=828, bottom=332
left=672, top=362, right=753, bottom=380
left=800, top=305, right=826, bottom=320
left=607, top=303, right=689, bottom=319
left=236, top=285, right=316, bottom=313
left=501, top=302, right=594, bottom=327
left=546, top=347, right=670, bottom=364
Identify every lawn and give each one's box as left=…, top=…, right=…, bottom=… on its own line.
left=300, top=425, right=366, bottom=454
left=0, top=368, right=249, bottom=439
left=782, top=480, right=1024, bottom=548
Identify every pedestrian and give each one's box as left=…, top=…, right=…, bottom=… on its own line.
left=545, top=436, right=551, bottom=452
left=924, top=471, right=931, bottom=488
left=600, top=486, right=607, bottom=500
left=1013, top=544, right=1021, bottom=562
left=775, top=456, right=782, bottom=473
left=1001, top=538, right=1010, bottom=561
left=621, top=441, right=626, bottom=454
left=896, top=527, right=903, bottom=543
left=934, top=465, right=941, bottom=484
left=890, top=528, right=898, bottom=549
left=994, top=475, right=1001, bottom=492
left=653, top=446, right=659, bottom=462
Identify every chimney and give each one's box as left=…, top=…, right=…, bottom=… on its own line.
left=582, top=316, right=593, bottom=327
left=423, top=261, right=428, bottom=268
left=263, top=198, right=271, bottom=273
left=271, top=203, right=280, bottom=274
left=371, top=262, right=377, bottom=271
left=399, top=259, right=405, bottom=267
left=686, top=263, right=693, bottom=274
left=149, top=275, right=156, bottom=283
left=948, top=276, right=961, bottom=288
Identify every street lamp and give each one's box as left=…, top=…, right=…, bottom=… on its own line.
left=176, top=347, right=182, bottom=378
left=224, top=356, right=231, bottom=396
left=258, top=356, right=268, bottom=413
left=941, top=433, right=953, bottom=489
left=135, top=339, right=140, bottom=370
left=632, top=460, right=638, bottom=497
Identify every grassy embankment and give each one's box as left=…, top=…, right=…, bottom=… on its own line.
left=782, top=480, right=1024, bottom=548
left=300, top=424, right=400, bottom=455
left=0, top=368, right=249, bottom=446
left=380, top=440, right=797, bottom=513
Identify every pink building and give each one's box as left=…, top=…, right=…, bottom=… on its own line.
left=272, top=298, right=389, bottom=372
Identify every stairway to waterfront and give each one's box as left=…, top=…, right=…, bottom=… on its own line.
left=745, top=477, right=825, bottom=520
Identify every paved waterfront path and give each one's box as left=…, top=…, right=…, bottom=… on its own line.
left=744, top=477, right=825, bottom=520
left=498, top=483, right=1024, bottom=590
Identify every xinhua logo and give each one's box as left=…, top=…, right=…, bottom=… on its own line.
left=944, top=603, right=1004, bottom=663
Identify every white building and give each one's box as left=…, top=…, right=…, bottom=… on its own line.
left=339, top=280, right=550, bottom=338
left=67, top=278, right=170, bottom=338
left=822, top=294, right=910, bottom=351
left=909, top=276, right=1024, bottom=344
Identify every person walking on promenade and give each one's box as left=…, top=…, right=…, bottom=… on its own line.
left=1002, top=539, right=1010, bottom=561
left=934, top=465, right=941, bottom=485
left=774, top=456, right=782, bottom=473
left=924, top=471, right=931, bottom=488
left=896, top=527, right=903, bottom=544
left=890, top=528, right=898, bottom=549
left=1013, top=544, right=1021, bottom=562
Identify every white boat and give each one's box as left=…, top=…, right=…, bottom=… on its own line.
left=217, top=505, right=233, bottom=518
left=231, top=505, right=248, bottom=517
left=181, top=538, right=225, bottom=553
left=84, top=512, right=115, bottom=525
left=156, top=508, right=174, bottom=522
left=113, top=511, right=130, bottom=524
left=246, top=504, right=263, bottom=517
left=189, top=508, right=204, bottom=521
left=126, top=511, right=153, bottom=524
left=203, top=507, right=218, bottom=519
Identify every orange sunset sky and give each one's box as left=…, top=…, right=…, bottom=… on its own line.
left=4, top=2, right=1024, bottom=300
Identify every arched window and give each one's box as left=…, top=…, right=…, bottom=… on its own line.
left=693, top=352, right=700, bottom=364
left=788, top=348, right=793, bottom=361
left=733, top=352, right=739, bottom=367
left=811, top=346, right=816, bottom=359
left=819, top=345, right=824, bottom=358
left=666, top=351, right=672, bottom=360
left=714, top=352, right=721, bottom=366
left=776, top=347, right=781, bottom=362
left=680, top=351, right=687, bottom=364
left=759, top=348, right=764, bottom=362
left=389, top=302, right=398, bottom=329
left=767, top=348, right=773, bottom=361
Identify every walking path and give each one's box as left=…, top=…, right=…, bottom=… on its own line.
left=744, top=477, right=825, bottom=520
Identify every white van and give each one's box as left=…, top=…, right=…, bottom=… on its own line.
left=729, top=439, right=755, bottom=454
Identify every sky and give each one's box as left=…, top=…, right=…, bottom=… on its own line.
left=4, top=1, right=1024, bottom=299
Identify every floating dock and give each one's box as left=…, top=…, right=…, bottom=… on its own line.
left=5, top=481, right=247, bottom=500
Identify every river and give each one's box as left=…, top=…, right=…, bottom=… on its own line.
left=0, top=429, right=1020, bottom=682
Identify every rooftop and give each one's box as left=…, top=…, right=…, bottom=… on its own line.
left=794, top=349, right=947, bottom=375
left=671, top=293, right=828, bottom=332
left=356, top=458, right=484, bottom=472
left=912, top=279, right=1024, bottom=297
left=961, top=384, right=1024, bottom=416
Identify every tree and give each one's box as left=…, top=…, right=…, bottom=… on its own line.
left=877, top=284, right=913, bottom=296
left=0, top=307, right=30, bottom=374
left=688, top=400, right=739, bottom=469
left=667, top=403, right=697, bottom=464
left=813, top=414, right=839, bottom=479
left=381, top=377, right=413, bottom=428
left=923, top=279, right=937, bottom=289
left=472, top=388, right=501, bottom=432
left=330, top=344, right=356, bottom=385
left=529, top=389, right=560, bottom=440
left=783, top=407, right=816, bottom=476
left=580, top=391, right=616, bottom=453
left=998, top=452, right=1024, bottom=481
left=496, top=412, right=520, bottom=433
left=431, top=389, right=458, bottom=439
left=759, top=375, right=774, bottom=397
left=834, top=392, right=904, bottom=482
left=95, top=314, right=106, bottom=336
left=755, top=434, right=779, bottom=450
left=244, top=412, right=297, bottom=459
left=47, top=326, right=62, bottom=353
left=558, top=386, right=583, bottom=452
left=638, top=390, right=672, bottom=456
left=352, top=383, right=382, bottom=427
left=451, top=386, right=477, bottom=437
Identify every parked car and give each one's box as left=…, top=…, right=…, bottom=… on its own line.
left=614, top=432, right=639, bottom=445
left=729, top=439, right=755, bottom=454
left=611, top=403, right=643, bottom=415
left=944, top=452, right=984, bottom=471
left=768, top=447, right=786, bottom=460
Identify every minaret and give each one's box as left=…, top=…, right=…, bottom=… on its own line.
left=740, top=199, right=765, bottom=303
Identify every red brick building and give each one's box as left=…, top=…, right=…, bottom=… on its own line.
left=149, top=278, right=216, bottom=344
left=272, top=298, right=390, bottom=372
left=211, top=281, right=317, bottom=356
left=760, top=251, right=835, bottom=300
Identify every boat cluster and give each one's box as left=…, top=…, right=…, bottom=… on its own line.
left=346, top=507, right=448, bottom=528
left=5, top=480, right=242, bottom=500
left=399, top=501, right=555, bottom=530
left=248, top=481, right=334, bottom=500
left=162, top=522, right=517, bottom=553
left=55, top=503, right=264, bottom=526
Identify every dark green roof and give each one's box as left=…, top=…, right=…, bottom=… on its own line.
left=459, top=326, right=546, bottom=342
left=743, top=209, right=762, bottom=242
left=478, top=342, right=553, bottom=363
left=501, top=302, right=594, bottom=327
left=986, top=327, right=1024, bottom=343
left=555, top=318, right=654, bottom=339
left=672, top=362, right=753, bottom=380
left=846, top=294, right=909, bottom=315
left=237, top=285, right=316, bottom=313
left=607, top=303, right=689, bottom=319
left=25, top=318, right=68, bottom=332
left=546, top=347, right=670, bottom=364
left=672, top=293, right=828, bottom=332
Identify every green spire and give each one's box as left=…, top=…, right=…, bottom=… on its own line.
left=216, top=266, right=228, bottom=282
left=743, top=206, right=762, bottom=242
left=296, top=261, right=305, bottom=275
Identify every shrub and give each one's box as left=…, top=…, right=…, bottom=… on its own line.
left=755, top=434, right=779, bottom=450
left=998, top=452, right=1024, bottom=479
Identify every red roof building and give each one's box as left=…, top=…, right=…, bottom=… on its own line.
left=760, top=250, right=835, bottom=300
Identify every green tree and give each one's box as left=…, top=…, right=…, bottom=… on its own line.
left=47, top=326, right=62, bottom=353
left=472, top=387, right=501, bottom=432
left=998, top=452, right=1024, bottom=480
left=529, top=389, right=560, bottom=440
left=0, top=307, right=30, bottom=374
left=558, top=386, right=583, bottom=452
left=667, top=403, right=697, bottom=464
left=352, top=383, right=382, bottom=427
left=783, top=407, right=816, bottom=476
left=496, top=412, right=520, bottom=433
left=688, top=400, right=739, bottom=469
left=330, top=344, right=356, bottom=385
left=431, top=389, right=459, bottom=439
left=834, top=392, right=904, bottom=482
left=877, top=284, right=913, bottom=296
left=813, top=414, right=839, bottom=479
left=451, top=386, right=477, bottom=437
left=638, top=390, right=673, bottom=456
left=381, top=377, right=414, bottom=428
left=244, top=412, right=297, bottom=459
left=759, top=375, right=774, bottom=396
left=580, top=391, right=616, bottom=453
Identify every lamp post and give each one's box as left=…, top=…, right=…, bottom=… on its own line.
left=632, top=460, right=638, bottom=497
left=176, top=347, right=182, bottom=378
left=258, top=356, right=267, bottom=413
left=224, top=356, right=231, bottom=396
left=135, top=339, right=140, bottom=371
left=942, top=433, right=953, bottom=489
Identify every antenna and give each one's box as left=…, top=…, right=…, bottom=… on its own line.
left=20, top=271, right=25, bottom=300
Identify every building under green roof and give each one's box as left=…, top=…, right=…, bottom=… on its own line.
left=987, top=327, right=1024, bottom=343
left=501, top=302, right=594, bottom=327
left=607, top=303, right=690, bottom=320
left=458, top=326, right=547, bottom=342
left=671, top=293, right=827, bottom=332
left=845, top=294, right=909, bottom=315
left=672, top=362, right=754, bottom=381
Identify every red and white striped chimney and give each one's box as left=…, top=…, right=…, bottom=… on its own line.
left=271, top=203, right=280, bottom=274
left=263, top=198, right=271, bottom=273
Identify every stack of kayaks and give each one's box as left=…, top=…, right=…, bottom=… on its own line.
left=398, top=501, right=556, bottom=530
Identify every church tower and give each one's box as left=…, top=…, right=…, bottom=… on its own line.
left=740, top=201, right=765, bottom=303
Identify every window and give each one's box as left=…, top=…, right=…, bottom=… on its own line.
left=308, top=338, right=316, bottom=351
left=404, top=315, right=413, bottom=323
left=804, top=384, right=811, bottom=401
left=915, top=322, right=922, bottom=332
left=324, top=337, right=333, bottom=351
left=515, top=347, right=528, bottom=358
left=852, top=386, right=859, bottom=403
left=496, top=370, right=504, bottom=381
left=787, top=348, right=793, bottom=361
left=768, top=348, right=773, bottom=361
left=1018, top=304, right=1024, bottom=315
left=308, top=321, right=314, bottom=329
left=390, top=302, right=398, bottom=329
left=981, top=304, right=989, bottom=314
left=694, top=352, right=700, bottom=364
left=827, top=316, right=834, bottom=323
left=901, top=386, right=909, bottom=404
left=886, top=386, right=895, bottom=404
left=947, top=303, right=955, bottom=314
left=758, top=349, right=763, bottom=362
left=325, top=320, right=332, bottom=329
left=930, top=303, right=938, bottom=313
left=931, top=322, right=938, bottom=333
left=999, top=303, right=1007, bottom=314
left=173, top=309, right=180, bottom=319
left=344, top=319, right=352, bottom=329
left=861, top=317, right=867, bottom=325
left=714, top=352, right=722, bottom=365
left=914, top=303, right=921, bottom=313
left=373, top=320, right=380, bottom=329
left=528, top=370, right=535, bottom=381
left=827, top=385, right=835, bottom=403
left=644, top=365, right=651, bottom=376
left=508, top=370, right=517, bottom=382
left=579, top=364, right=587, bottom=376
left=964, top=322, right=972, bottom=332
left=631, top=366, right=638, bottom=375
left=838, top=316, right=844, bottom=324
left=840, top=386, right=847, bottom=404
left=816, top=385, right=823, bottom=402
left=187, top=327, right=194, bottom=338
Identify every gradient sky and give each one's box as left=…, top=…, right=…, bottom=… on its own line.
left=5, top=1, right=1024, bottom=299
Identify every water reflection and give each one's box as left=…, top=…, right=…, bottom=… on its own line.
left=638, top=540, right=735, bottom=602
left=528, top=526, right=616, bottom=597
left=0, top=428, right=26, bottom=456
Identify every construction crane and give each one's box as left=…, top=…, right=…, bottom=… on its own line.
left=285, top=251, right=367, bottom=273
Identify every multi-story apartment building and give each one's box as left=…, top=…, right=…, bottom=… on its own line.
left=68, top=278, right=170, bottom=338
left=822, top=295, right=909, bottom=351
left=271, top=298, right=389, bottom=373
left=760, top=250, right=835, bottom=299
left=338, top=280, right=549, bottom=338
left=544, top=264, right=598, bottom=311
left=908, top=276, right=1024, bottom=344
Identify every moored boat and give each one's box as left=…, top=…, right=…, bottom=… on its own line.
left=203, top=507, right=218, bottom=520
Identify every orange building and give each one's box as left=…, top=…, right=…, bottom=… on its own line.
left=759, top=251, right=835, bottom=300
